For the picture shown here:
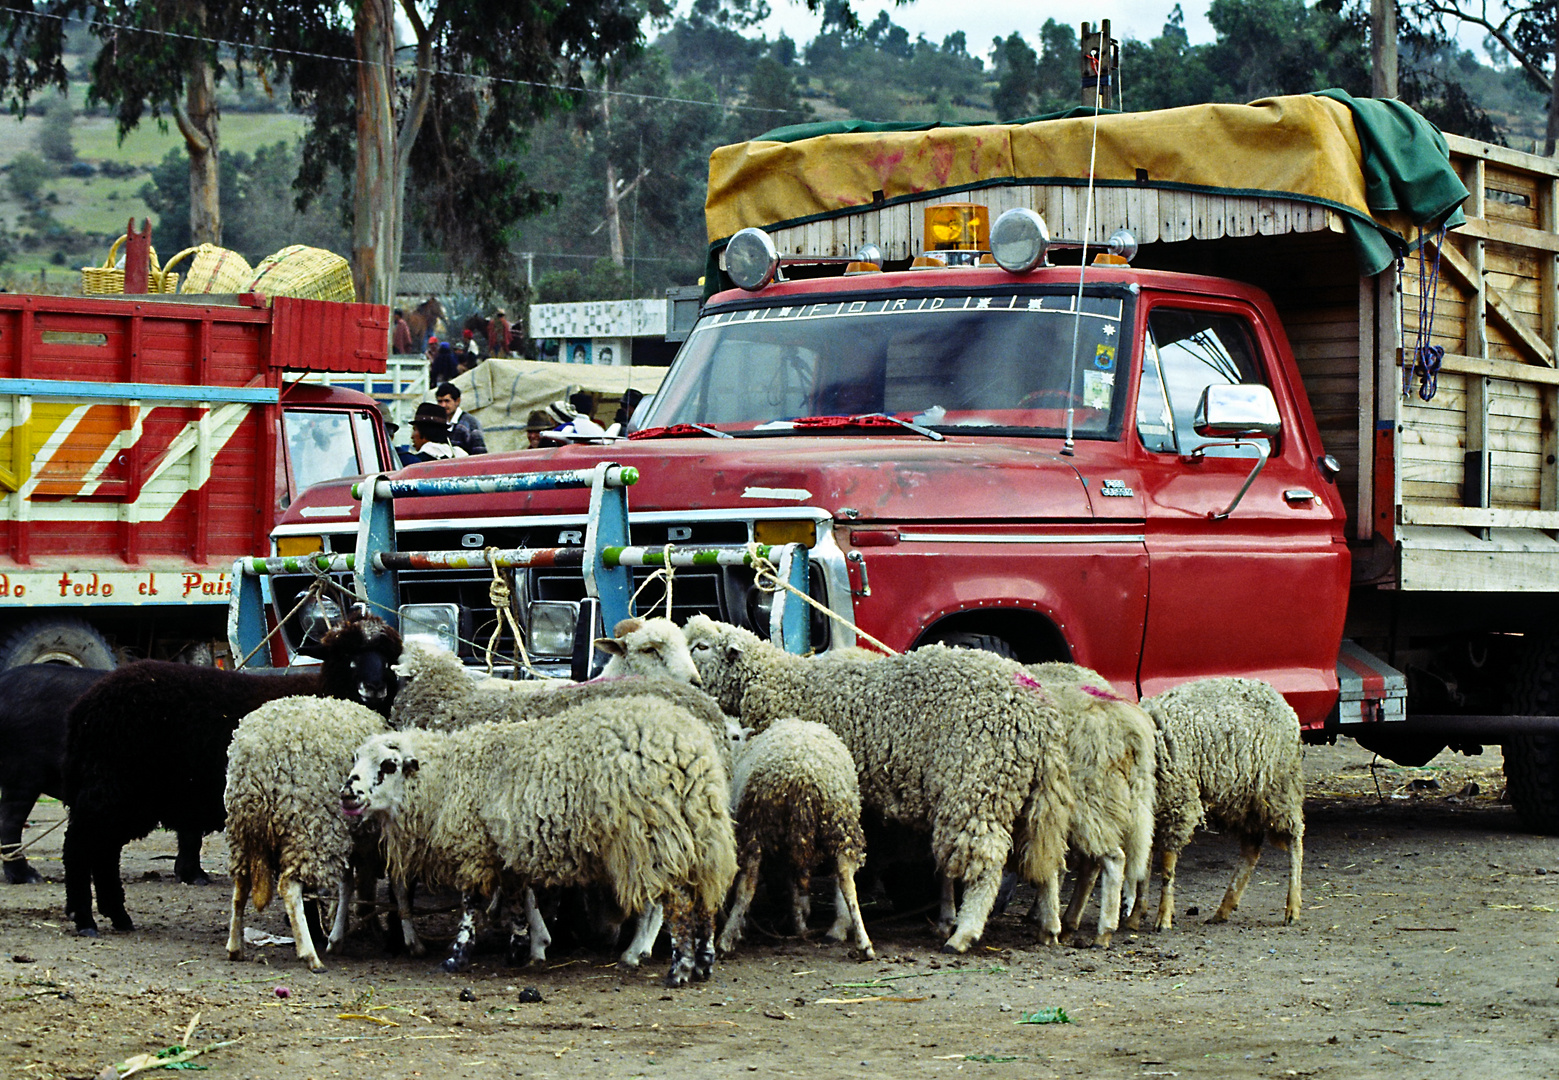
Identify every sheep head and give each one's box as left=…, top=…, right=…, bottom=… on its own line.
left=319, top=610, right=403, bottom=716
left=682, top=614, right=767, bottom=715
left=593, top=617, right=702, bottom=684
left=341, top=732, right=420, bottom=819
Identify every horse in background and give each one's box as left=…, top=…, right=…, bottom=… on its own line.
left=404, top=296, right=444, bottom=346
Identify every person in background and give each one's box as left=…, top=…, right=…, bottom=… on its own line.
left=487, top=308, right=511, bottom=358
left=526, top=410, right=552, bottom=449
left=392, top=309, right=414, bottom=355
left=430, top=341, right=459, bottom=386
left=540, top=398, right=606, bottom=442
left=605, top=388, right=645, bottom=436
left=437, top=382, right=486, bottom=455
left=398, top=402, right=469, bottom=465
left=460, top=328, right=481, bottom=366
left=569, top=391, right=596, bottom=423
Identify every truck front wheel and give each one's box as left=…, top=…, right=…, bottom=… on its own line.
left=0, top=618, right=115, bottom=669
left=1503, top=634, right=1559, bottom=834
left=927, top=631, right=1020, bottom=660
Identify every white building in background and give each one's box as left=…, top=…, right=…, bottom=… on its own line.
left=530, top=298, right=669, bottom=366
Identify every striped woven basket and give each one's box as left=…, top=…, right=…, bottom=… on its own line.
left=81, top=235, right=178, bottom=295
left=247, top=245, right=355, bottom=303
left=165, top=244, right=254, bottom=294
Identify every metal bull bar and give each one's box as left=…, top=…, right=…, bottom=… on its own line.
left=229, top=461, right=811, bottom=668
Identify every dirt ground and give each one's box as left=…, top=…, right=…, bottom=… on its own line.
left=2, top=738, right=1556, bottom=1080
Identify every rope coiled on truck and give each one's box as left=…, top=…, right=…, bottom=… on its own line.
left=1403, top=225, right=1446, bottom=403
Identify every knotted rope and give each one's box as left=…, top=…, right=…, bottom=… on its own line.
left=745, top=543, right=899, bottom=656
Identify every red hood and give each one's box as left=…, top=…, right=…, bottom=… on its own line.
left=278, top=434, right=1098, bottom=528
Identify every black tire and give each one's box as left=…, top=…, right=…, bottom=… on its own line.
left=0, top=617, right=114, bottom=669
left=1504, top=634, right=1559, bottom=833
left=928, top=631, right=1020, bottom=660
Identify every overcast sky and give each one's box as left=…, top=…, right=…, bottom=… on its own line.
left=666, top=0, right=1501, bottom=63
left=701, top=0, right=1219, bottom=54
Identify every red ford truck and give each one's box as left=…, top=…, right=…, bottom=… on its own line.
left=0, top=287, right=391, bottom=667
left=241, top=93, right=1559, bottom=830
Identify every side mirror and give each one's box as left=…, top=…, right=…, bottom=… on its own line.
left=1189, top=384, right=1282, bottom=522
left=1193, top=383, right=1281, bottom=441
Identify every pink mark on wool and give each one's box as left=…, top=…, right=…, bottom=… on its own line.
left=1080, top=683, right=1126, bottom=702
left=1013, top=670, right=1053, bottom=702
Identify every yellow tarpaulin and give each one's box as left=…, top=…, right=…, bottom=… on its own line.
left=707, top=94, right=1460, bottom=269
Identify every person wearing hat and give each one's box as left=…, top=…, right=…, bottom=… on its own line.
left=525, top=409, right=552, bottom=449
left=487, top=308, right=511, bottom=359
left=398, top=402, right=469, bottom=466
left=539, top=398, right=606, bottom=443
left=458, top=328, right=481, bottom=370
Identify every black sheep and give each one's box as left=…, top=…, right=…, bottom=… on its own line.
left=0, top=665, right=111, bottom=884
left=62, top=612, right=401, bottom=935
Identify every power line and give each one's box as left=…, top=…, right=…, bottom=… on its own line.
left=12, top=8, right=803, bottom=117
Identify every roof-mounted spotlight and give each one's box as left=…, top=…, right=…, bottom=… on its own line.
left=726, top=227, right=782, bottom=291
left=990, top=208, right=1051, bottom=273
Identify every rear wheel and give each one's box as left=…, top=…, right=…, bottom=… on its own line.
left=1503, top=634, right=1559, bottom=834
left=927, top=631, right=1020, bottom=660
left=0, top=617, right=114, bottom=669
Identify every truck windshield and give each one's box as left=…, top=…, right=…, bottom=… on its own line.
left=283, top=409, right=382, bottom=494
left=645, top=290, right=1129, bottom=438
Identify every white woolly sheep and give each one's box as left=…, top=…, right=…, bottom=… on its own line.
left=683, top=614, right=1072, bottom=954
left=224, top=695, right=399, bottom=972
left=717, top=718, right=873, bottom=959
left=1137, top=677, right=1305, bottom=930
left=1021, top=665, right=1157, bottom=949
left=384, top=635, right=729, bottom=968
left=340, top=694, right=738, bottom=986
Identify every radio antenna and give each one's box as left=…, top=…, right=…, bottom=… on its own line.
left=1063, top=20, right=1112, bottom=456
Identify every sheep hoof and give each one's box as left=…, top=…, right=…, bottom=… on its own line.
left=1094, top=932, right=1113, bottom=949
left=857, top=946, right=876, bottom=961
left=109, top=916, right=134, bottom=933
left=440, top=956, right=471, bottom=974
left=1068, top=934, right=1096, bottom=950
left=75, top=926, right=100, bottom=938
left=6, top=867, right=43, bottom=885
left=308, top=959, right=327, bottom=973
left=179, top=871, right=212, bottom=887
left=939, top=942, right=968, bottom=955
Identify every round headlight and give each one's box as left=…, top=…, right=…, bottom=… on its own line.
left=726, top=228, right=781, bottom=291
left=854, top=243, right=883, bottom=267
left=990, top=208, right=1050, bottom=273
left=1107, top=228, right=1138, bottom=263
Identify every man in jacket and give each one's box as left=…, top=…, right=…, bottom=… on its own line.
left=436, top=383, right=487, bottom=455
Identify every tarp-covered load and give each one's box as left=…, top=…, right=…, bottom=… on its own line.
left=449, top=359, right=668, bottom=453
left=706, top=91, right=1468, bottom=279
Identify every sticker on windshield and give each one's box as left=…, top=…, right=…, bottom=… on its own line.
left=1082, top=370, right=1114, bottom=410
left=1094, top=344, right=1116, bottom=370
left=696, top=293, right=1124, bottom=329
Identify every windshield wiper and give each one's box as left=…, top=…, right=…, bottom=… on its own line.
left=785, top=413, right=945, bottom=441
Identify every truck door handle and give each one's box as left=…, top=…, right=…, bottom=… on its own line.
left=1284, top=488, right=1316, bottom=503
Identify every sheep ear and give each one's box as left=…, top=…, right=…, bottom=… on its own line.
left=724, top=641, right=743, bottom=662
left=593, top=636, right=627, bottom=657
left=612, top=617, right=644, bottom=637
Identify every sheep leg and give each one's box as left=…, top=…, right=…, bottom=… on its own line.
left=1283, top=829, right=1303, bottom=925
left=0, top=790, right=43, bottom=884
left=829, top=861, right=875, bottom=959
left=622, top=903, right=663, bottom=967
left=1027, top=866, right=1063, bottom=946
left=693, top=906, right=717, bottom=983
left=391, top=879, right=424, bottom=957
left=225, top=875, right=250, bottom=960
left=718, top=852, right=762, bottom=956
left=62, top=820, right=97, bottom=934
left=1124, top=868, right=1150, bottom=932
left=441, top=891, right=484, bottom=973
left=1211, top=834, right=1264, bottom=923
left=663, top=886, right=698, bottom=988
left=942, top=861, right=1003, bottom=954
left=93, top=841, right=133, bottom=933
left=792, top=865, right=813, bottom=936
left=1090, top=848, right=1126, bottom=949
left=173, top=829, right=210, bottom=886
left=326, top=874, right=352, bottom=952
left=1155, top=848, right=1180, bottom=932
left=1062, top=858, right=1100, bottom=933
left=524, top=887, right=552, bottom=963
left=936, top=874, right=958, bottom=938
left=280, top=878, right=326, bottom=972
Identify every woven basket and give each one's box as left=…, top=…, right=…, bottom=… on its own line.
left=165, top=244, right=255, bottom=295
left=81, top=235, right=177, bottom=295
left=247, top=245, right=355, bottom=303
